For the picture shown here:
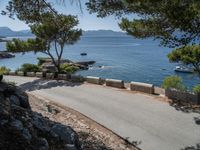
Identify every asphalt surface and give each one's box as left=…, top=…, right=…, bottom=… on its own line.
left=4, top=76, right=200, bottom=150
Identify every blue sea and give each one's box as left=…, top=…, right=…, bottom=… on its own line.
left=0, top=35, right=199, bottom=88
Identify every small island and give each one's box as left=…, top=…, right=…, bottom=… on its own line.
left=0, top=51, right=15, bottom=59
left=0, top=36, right=9, bottom=42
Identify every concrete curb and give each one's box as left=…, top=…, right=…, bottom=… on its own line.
left=6, top=71, right=200, bottom=105
left=26, top=72, right=36, bottom=77
left=105, top=79, right=125, bottom=88
left=17, top=71, right=25, bottom=76
left=36, top=72, right=44, bottom=78
left=45, top=73, right=55, bottom=79
left=85, top=76, right=101, bottom=85
left=130, top=81, right=154, bottom=94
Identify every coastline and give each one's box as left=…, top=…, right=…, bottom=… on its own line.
left=0, top=35, right=199, bottom=88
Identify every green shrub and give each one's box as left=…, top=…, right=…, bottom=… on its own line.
left=16, top=63, right=41, bottom=73
left=60, top=64, right=79, bottom=73
left=0, top=66, right=11, bottom=75
left=193, top=85, right=200, bottom=93
left=162, top=76, right=186, bottom=91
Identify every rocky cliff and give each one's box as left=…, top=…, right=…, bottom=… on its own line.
left=0, top=81, right=81, bottom=150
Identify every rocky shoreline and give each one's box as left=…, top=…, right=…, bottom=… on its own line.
left=0, top=52, right=15, bottom=59
left=40, top=57, right=96, bottom=72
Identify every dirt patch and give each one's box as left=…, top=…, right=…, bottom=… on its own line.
left=28, top=94, right=139, bottom=150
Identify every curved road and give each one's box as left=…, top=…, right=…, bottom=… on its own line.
left=5, top=76, right=200, bottom=150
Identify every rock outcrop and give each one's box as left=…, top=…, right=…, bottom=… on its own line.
left=0, top=52, right=15, bottom=59
left=40, top=58, right=94, bottom=72
left=0, top=81, right=81, bottom=150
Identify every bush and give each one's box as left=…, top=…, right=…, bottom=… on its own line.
left=60, top=64, right=79, bottom=74
left=0, top=66, right=11, bottom=75
left=16, top=63, right=41, bottom=73
left=162, top=76, right=186, bottom=91
left=193, top=85, right=200, bottom=93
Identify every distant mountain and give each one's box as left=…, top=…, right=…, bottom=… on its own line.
left=0, top=27, right=129, bottom=37
left=0, top=27, right=33, bottom=37
left=83, top=30, right=128, bottom=37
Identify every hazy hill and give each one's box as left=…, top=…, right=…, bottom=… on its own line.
left=0, top=27, right=129, bottom=37
left=83, top=30, right=128, bottom=37
left=0, top=27, right=33, bottom=37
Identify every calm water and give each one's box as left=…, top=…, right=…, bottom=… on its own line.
left=0, top=36, right=199, bottom=88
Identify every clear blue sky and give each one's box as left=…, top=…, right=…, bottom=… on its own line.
left=0, top=0, right=123, bottom=31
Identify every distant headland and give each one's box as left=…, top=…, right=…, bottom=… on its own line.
left=0, top=26, right=130, bottom=37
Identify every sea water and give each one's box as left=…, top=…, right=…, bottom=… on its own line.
left=0, top=35, right=199, bottom=88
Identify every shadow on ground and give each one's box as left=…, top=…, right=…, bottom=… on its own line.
left=124, top=137, right=142, bottom=147
left=19, top=79, right=83, bottom=92
left=169, top=100, right=200, bottom=125
left=78, top=131, right=112, bottom=150
left=181, top=143, right=200, bottom=150
left=169, top=100, right=200, bottom=114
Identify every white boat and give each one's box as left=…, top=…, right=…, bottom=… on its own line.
left=174, top=66, right=194, bottom=73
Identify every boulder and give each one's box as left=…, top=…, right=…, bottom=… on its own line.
left=0, top=82, right=81, bottom=150
left=9, top=95, right=21, bottom=106
left=50, top=124, right=79, bottom=145
left=76, top=61, right=96, bottom=66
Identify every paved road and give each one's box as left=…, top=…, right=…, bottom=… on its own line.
left=5, top=76, right=200, bottom=150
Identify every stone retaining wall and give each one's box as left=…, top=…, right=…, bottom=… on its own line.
left=165, top=89, right=200, bottom=104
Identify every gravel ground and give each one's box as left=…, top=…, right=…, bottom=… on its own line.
left=29, top=94, right=138, bottom=150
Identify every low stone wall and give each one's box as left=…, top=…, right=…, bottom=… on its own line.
left=17, top=71, right=25, bottom=76
left=154, top=87, right=165, bottom=95
left=45, top=73, right=55, bottom=79
left=36, top=72, right=44, bottom=78
left=70, top=75, right=84, bottom=82
left=6, top=72, right=200, bottom=105
left=57, top=74, right=70, bottom=80
left=26, top=72, right=36, bottom=77
left=85, top=76, right=101, bottom=85
left=8, top=72, right=16, bottom=76
left=165, top=89, right=200, bottom=104
left=130, top=82, right=154, bottom=94
left=105, top=79, right=124, bottom=88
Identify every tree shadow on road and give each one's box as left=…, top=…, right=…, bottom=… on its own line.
left=124, top=137, right=142, bottom=147
left=169, top=100, right=200, bottom=126
left=169, top=100, right=200, bottom=114
left=19, top=79, right=83, bottom=92
left=181, top=143, right=200, bottom=150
